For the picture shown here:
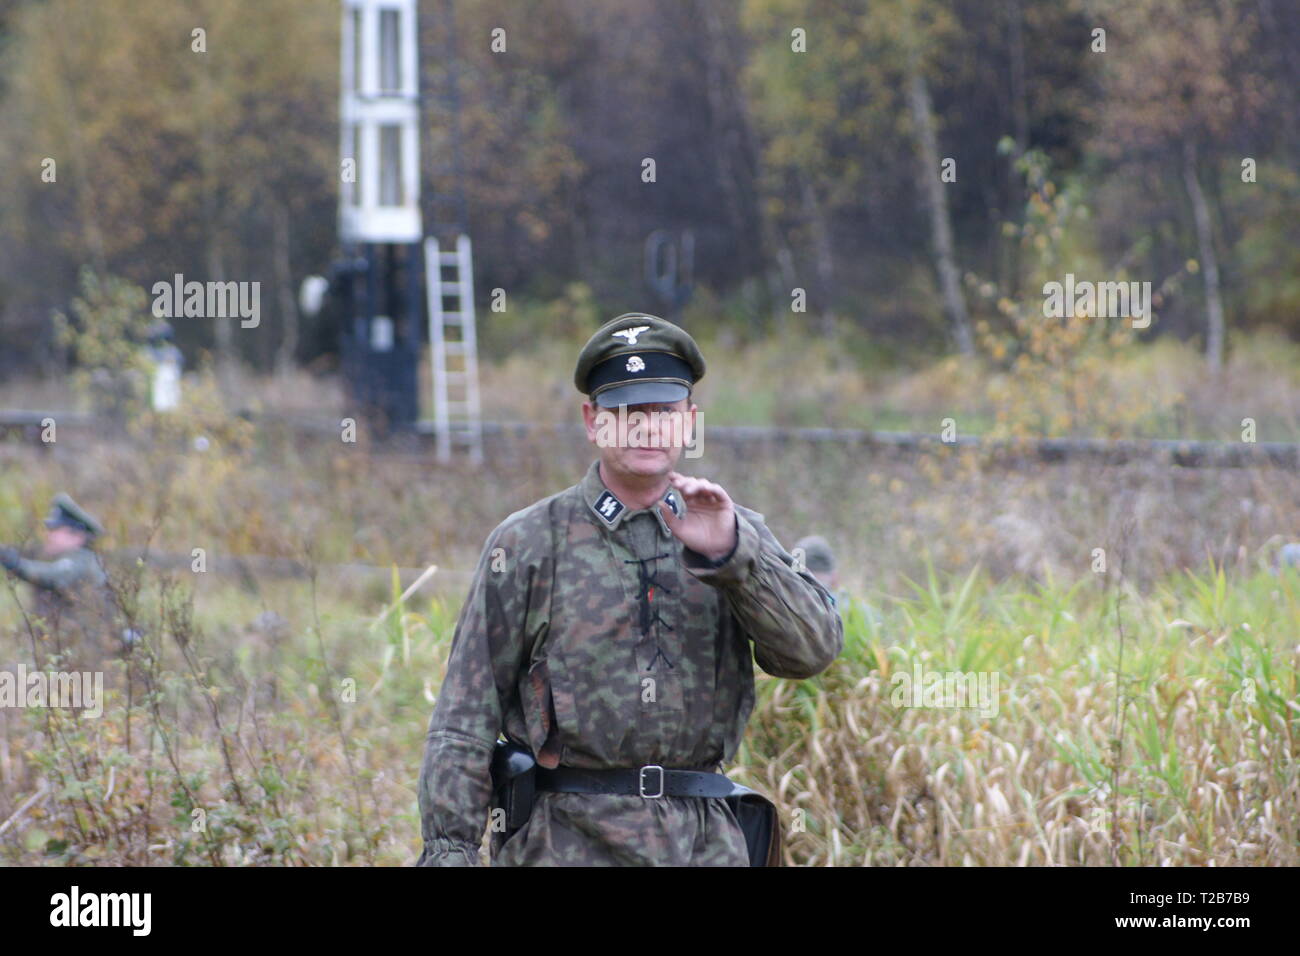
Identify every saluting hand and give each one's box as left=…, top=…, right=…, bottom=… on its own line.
left=659, top=471, right=737, bottom=562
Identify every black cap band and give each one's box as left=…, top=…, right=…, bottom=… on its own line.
left=586, top=350, right=694, bottom=398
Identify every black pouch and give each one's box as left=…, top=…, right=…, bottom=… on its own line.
left=724, top=788, right=782, bottom=867
left=490, top=739, right=537, bottom=836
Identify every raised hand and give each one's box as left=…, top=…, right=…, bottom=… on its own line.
left=659, top=471, right=737, bottom=562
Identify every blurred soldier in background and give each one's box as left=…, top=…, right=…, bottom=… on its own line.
left=795, top=535, right=856, bottom=618
left=794, top=534, right=882, bottom=632
left=145, top=320, right=183, bottom=412
left=0, top=494, right=122, bottom=666
left=794, top=535, right=839, bottom=592
left=1277, top=542, right=1300, bottom=573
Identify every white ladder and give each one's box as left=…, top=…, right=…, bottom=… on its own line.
left=425, top=234, right=483, bottom=463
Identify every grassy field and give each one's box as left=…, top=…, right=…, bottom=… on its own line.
left=0, top=557, right=1295, bottom=866
left=0, top=328, right=1298, bottom=865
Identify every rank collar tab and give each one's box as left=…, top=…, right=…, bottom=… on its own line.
left=583, top=463, right=684, bottom=537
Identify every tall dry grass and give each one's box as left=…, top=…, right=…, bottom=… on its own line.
left=2, top=551, right=1294, bottom=865
left=739, top=562, right=1298, bottom=866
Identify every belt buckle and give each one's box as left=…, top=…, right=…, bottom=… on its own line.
left=638, top=764, right=665, bottom=798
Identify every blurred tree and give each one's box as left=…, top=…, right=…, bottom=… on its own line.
left=742, top=0, right=911, bottom=329
left=1091, top=0, right=1268, bottom=371
left=0, top=0, right=1293, bottom=377
left=53, top=268, right=155, bottom=422
left=0, top=0, right=335, bottom=382
left=741, top=0, right=1093, bottom=350
left=422, top=0, right=587, bottom=296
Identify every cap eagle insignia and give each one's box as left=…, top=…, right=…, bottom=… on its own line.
left=612, top=325, right=650, bottom=345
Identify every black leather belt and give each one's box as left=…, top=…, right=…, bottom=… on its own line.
left=535, top=765, right=740, bottom=799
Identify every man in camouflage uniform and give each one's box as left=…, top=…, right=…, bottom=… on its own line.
left=416, top=313, right=843, bottom=866
left=0, top=493, right=114, bottom=665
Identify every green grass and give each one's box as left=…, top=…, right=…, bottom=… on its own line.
left=2, top=558, right=1295, bottom=866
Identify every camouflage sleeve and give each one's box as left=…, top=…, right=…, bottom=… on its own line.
left=416, top=522, right=529, bottom=866
left=682, top=510, right=843, bottom=679
left=4, top=552, right=95, bottom=591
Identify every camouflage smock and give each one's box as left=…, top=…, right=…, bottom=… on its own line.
left=416, top=460, right=843, bottom=866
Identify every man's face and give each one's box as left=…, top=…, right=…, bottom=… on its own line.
left=43, top=525, right=87, bottom=556
left=583, top=398, right=695, bottom=482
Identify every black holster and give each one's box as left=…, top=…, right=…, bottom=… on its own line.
left=489, top=739, right=537, bottom=839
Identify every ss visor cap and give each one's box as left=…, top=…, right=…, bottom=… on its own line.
left=574, top=312, right=705, bottom=408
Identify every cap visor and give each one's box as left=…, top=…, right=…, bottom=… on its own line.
left=594, top=382, right=688, bottom=408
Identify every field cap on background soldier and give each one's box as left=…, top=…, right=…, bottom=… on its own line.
left=44, top=493, right=105, bottom=540
left=416, top=311, right=843, bottom=867
left=0, top=493, right=118, bottom=665
left=794, top=535, right=837, bottom=590
left=793, top=534, right=884, bottom=632
left=1277, top=543, right=1300, bottom=573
